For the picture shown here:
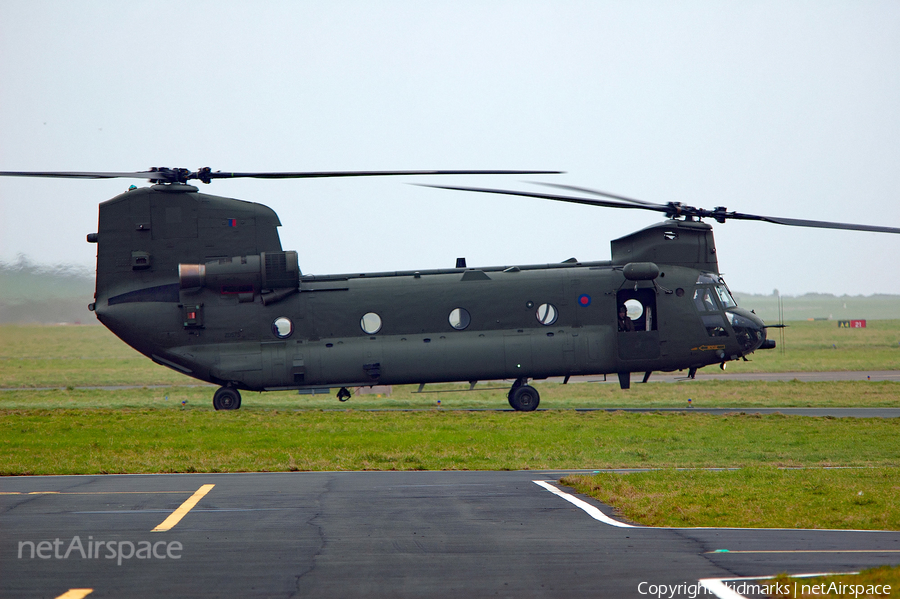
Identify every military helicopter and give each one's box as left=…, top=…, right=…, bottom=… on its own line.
left=2, top=167, right=898, bottom=411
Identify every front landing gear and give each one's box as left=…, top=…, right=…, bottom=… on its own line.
left=507, top=378, right=540, bottom=412
left=213, top=386, right=242, bottom=410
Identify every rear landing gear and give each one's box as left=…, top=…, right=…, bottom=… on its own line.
left=508, top=378, right=540, bottom=411
left=213, top=386, right=242, bottom=410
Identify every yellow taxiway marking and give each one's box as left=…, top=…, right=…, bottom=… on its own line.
left=708, top=549, right=900, bottom=554
left=152, top=484, right=215, bottom=532
left=55, top=590, right=93, bottom=599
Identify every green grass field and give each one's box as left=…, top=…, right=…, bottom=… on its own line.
left=709, top=318, right=900, bottom=374
left=2, top=324, right=900, bottom=543
left=3, top=409, right=898, bottom=476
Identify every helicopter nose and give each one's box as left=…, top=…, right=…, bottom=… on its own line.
left=728, top=308, right=768, bottom=353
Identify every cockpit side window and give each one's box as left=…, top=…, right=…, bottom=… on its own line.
left=701, top=314, right=729, bottom=337
left=693, top=285, right=729, bottom=337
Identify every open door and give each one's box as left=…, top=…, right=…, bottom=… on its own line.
left=616, top=288, right=660, bottom=360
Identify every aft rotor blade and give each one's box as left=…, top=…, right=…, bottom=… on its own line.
left=728, top=212, right=900, bottom=234
left=529, top=182, right=665, bottom=207
left=0, top=170, right=169, bottom=180
left=0, top=168, right=562, bottom=185
left=418, top=184, right=671, bottom=214
left=204, top=169, right=562, bottom=180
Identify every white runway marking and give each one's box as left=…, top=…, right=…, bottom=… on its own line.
left=699, top=572, right=860, bottom=599
left=532, top=480, right=636, bottom=528
left=698, top=577, right=751, bottom=599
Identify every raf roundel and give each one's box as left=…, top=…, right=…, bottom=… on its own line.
left=578, top=294, right=591, bottom=307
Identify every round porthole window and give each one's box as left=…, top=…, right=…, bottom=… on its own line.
left=448, top=307, right=471, bottom=330
left=272, top=317, right=293, bottom=339
left=535, top=303, right=558, bottom=326
left=624, top=299, right=644, bottom=320
left=360, top=312, right=383, bottom=334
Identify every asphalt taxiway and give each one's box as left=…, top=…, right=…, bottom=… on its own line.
left=3, top=471, right=899, bottom=598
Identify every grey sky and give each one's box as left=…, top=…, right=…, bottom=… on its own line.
left=1, top=1, right=898, bottom=296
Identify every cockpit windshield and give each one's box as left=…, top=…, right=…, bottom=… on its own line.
left=695, top=273, right=738, bottom=309
left=715, top=285, right=737, bottom=309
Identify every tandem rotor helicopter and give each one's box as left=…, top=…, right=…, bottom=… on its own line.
left=2, top=167, right=898, bottom=411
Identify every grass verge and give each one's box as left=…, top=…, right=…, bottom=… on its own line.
left=561, top=467, right=900, bottom=530
left=768, top=565, right=900, bottom=598
left=2, top=409, right=898, bottom=476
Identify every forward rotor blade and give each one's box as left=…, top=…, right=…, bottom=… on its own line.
left=417, top=184, right=671, bottom=214
left=529, top=182, right=664, bottom=207
left=728, top=212, right=900, bottom=234
left=423, top=183, right=900, bottom=234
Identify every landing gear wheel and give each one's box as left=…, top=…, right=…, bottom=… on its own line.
left=213, top=386, right=242, bottom=410
left=508, top=384, right=540, bottom=412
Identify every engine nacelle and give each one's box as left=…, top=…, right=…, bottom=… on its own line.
left=623, top=262, right=660, bottom=281
left=179, top=251, right=300, bottom=295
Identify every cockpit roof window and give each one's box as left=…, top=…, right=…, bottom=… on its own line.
left=696, top=273, right=718, bottom=285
